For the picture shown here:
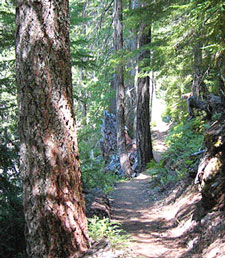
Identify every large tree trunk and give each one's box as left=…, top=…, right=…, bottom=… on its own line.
left=113, top=0, right=132, bottom=177
left=16, top=1, right=89, bottom=257
left=135, top=24, right=154, bottom=173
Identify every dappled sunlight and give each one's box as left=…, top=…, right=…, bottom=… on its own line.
left=152, top=95, right=166, bottom=130
left=152, top=121, right=170, bottom=163
left=110, top=171, right=204, bottom=258
left=136, top=173, right=150, bottom=180
left=167, top=192, right=201, bottom=238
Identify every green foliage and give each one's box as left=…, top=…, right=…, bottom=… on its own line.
left=154, top=0, right=225, bottom=122
left=160, top=78, right=190, bottom=122
left=88, top=216, right=129, bottom=249
left=0, top=2, right=25, bottom=257
left=81, top=157, right=119, bottom=193
left=0, top=173, right=25, bottom=258
left=0, top=1, right=15, bottom=51
left=163, top=119, right=204, bottom=177
left=148, top=118, right=205, bottom=186
left=77, top=119, right=119, bottom=193
left=146, top=160, right=175, bottom=186
left=0, top=0, right=224, bottom=255
left=69, top=0, right=119, bottom=193
left=0, top=0, right=18, bottom=173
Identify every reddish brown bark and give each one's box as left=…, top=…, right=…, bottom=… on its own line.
left=16, top=1, right=89, bottom=257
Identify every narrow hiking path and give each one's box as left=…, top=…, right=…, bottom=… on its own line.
left=110, top=122, right=202, bottom=258
left=152, top=120, right=170, bottom=163
left=110, top=173, right=189, bottom=258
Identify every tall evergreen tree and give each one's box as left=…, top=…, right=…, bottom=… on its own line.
left=16, top=0, right=89, bottom=257
left=114, top=0, right=132, bottom=177
left=135, top=21, right=154, bottom=172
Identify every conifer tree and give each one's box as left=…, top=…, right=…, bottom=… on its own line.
left=16, top=0, right=89, bottom=256
left=135, top=5, right=154, bottom=172
left=114, top=0, right=132, bottom=177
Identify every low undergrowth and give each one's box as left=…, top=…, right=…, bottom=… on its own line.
left=81, top=158, right=119, bottom=193
left=88, top=216, right=130, bottom=249
left=147, top=117, right=208, bottom=186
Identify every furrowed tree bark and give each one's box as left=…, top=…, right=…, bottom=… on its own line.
left=113, top=0, right=132, bottom=177
left=16, top=1, right=89, bottom=257
left=136, top=23, right=154, bottom=173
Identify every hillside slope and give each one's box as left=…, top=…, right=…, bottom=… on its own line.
left=110, top=172, right=225, bottom=258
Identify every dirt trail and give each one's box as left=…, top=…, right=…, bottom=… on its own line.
left=110, top=122, right=201, bottom=258
left=110, top=174, right=191, bottom=258
left=152, top=121, right=170, bottom=163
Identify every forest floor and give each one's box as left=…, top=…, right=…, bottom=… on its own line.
left=110, top=121, right=225, bottom=258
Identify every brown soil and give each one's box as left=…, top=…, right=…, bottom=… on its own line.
left=110, top=123, right=225, bottom=258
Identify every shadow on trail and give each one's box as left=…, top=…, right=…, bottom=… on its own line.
left=110, top=172, right=209, bottom=258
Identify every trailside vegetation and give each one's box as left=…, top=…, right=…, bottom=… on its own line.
left=0, top=0, right=224, bottom=257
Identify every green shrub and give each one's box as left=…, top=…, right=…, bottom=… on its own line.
left=0, top=174, right=26, bottom=258
left=146, top=160, right=178, bottom=186
left=88, top=216, right=129, bottom=249
left=164, top=119, right=204, bottom=177
left=81, top=158, right=119, bottom=193
left=148, top=119, right=205, bottom=186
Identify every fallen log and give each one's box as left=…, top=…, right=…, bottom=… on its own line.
left=182, top=93, right=224, bottom=119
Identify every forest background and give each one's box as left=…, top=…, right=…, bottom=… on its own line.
left=0, top=0, right=225, bottom=257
